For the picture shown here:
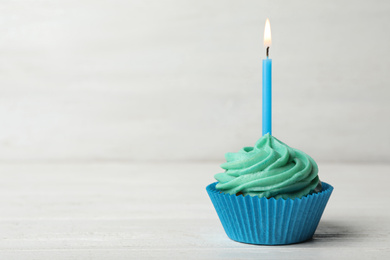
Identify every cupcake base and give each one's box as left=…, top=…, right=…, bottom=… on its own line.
left=206, top=182, right=333, bottom=245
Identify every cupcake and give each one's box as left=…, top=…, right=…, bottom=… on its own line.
left=206, top=134, right=333, bottom=245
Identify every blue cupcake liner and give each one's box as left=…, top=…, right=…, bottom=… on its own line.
left=206, top=182, right=333, bottom=245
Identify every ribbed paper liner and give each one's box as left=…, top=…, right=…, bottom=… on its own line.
left=206, top=182, right=333, bottom=245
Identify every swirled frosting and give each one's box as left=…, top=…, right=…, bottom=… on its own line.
left=215, top=134, right=321, bottom=199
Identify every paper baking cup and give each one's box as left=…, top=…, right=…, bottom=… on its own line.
left=206, top=182, right=333, bottom=245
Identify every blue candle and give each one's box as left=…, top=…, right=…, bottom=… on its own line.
left=262, top=58, right=272, bottom=135
left=262, top=18, right=272, bottom=136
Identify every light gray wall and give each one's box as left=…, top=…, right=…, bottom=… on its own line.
left=0, top=0, right=389, bottom=163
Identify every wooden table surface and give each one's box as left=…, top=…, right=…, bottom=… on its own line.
left=0, top=162, right=389, bottom=259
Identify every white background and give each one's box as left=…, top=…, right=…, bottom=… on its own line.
left=1, top=0, right=389, bottom=163
left=1, top=2, right=390, bottom=259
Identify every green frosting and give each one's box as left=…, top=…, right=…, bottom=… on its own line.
left=215, top=134, right=321, bottom=199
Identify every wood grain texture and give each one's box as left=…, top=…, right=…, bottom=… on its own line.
left=0, top=0, right=389, bottom=162
left=0, top=162, right=389, bottom=259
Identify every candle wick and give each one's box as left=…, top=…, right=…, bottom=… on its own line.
left=266, top=47, right=270, bottom=58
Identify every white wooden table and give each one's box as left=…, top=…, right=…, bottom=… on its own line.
left=0, top=162, right=389, bottom=259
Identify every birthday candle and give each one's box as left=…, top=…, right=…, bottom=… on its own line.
left=262, top=18, right=272, bottom=136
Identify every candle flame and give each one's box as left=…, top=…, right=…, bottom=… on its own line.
left=264, top=18, right=272, bottom=47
